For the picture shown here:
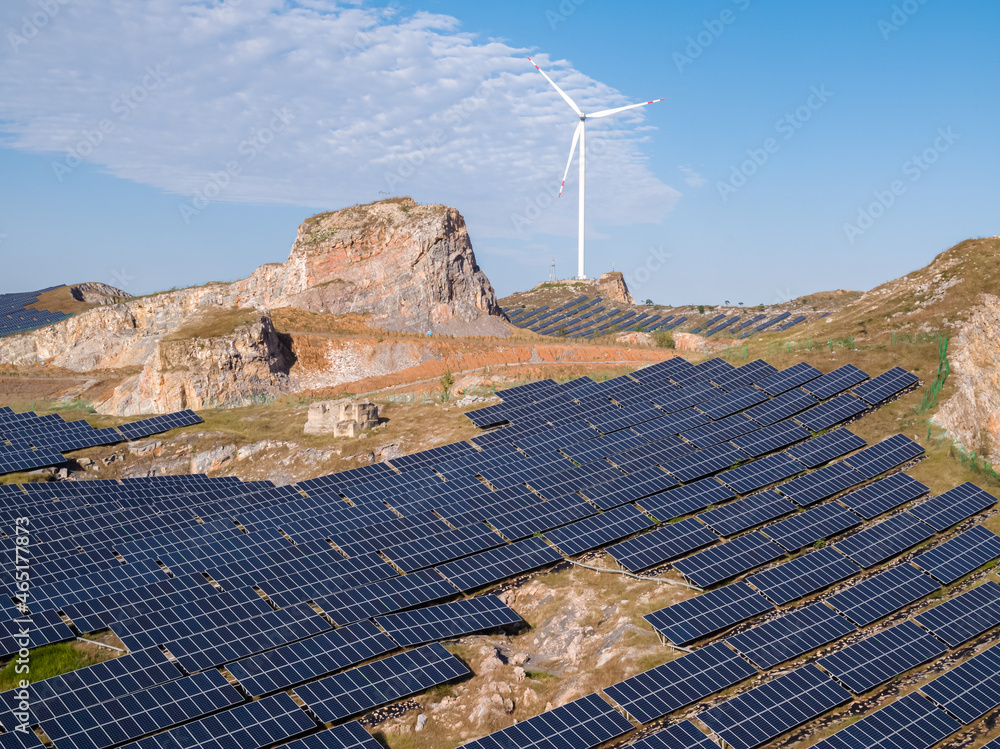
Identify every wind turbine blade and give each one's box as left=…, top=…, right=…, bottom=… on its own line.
left=558, top=122, right=584, bottom=198
left=587, top=98, right=665, bottom=119
left=527, top=56, right=583, bottom=116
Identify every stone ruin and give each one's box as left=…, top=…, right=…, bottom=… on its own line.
left=304, top=398, right=379, bottom=437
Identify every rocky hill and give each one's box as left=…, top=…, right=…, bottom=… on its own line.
left=0, top=199, right=510, bottom=414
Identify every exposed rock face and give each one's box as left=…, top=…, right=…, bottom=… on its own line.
left=597, top=272, right=634, bottom=305
left=305, top=399, right=379, bottom=437
left=934, top=294, right=1000, bottom=456
left=97, top=314, right=293, bottom=415
left=69, top=282, right=132, bottom=305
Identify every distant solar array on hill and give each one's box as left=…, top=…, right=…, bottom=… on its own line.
left=0, top=354, right=993, bottom=749
left=0, top=407, right=204, bottom=475
left=504, top=296, right=815, bottom=339
left=0, top=286, right=75, bottom=338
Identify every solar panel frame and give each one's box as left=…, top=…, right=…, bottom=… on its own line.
left=842, top=434, right=925, bottom=479
left=826, top=563, right=940, bottom=627
left=606, top=516, right=718, bottom=572
left=762, top=501, right=862, bottom=552
left=796, top=394, right=869, bottom=431
left=837, top=472, right=929, bottom=520
left=811, top=691, right=960, bottom=749
left=698, top=491, right=797, bottom=536
left=833, top=511, right=936, bottom=568
left=726, top=601, right=856, bottom=669
left=776, top=461, right=867, bottom=507
left=786, top=428, right=867, bottom=468
left=746, top=546, right=862, bottom=605
left=911, top=580, right=1000, bottom=647
left=644, top=581, right=774, bottom=645
left=851, top=366, right=920, bottom=405
left=375, top=595, right=522, bottom=647
left=909, top=481, right=997, bottom=531
left=920, top=640, right=1000, bottom=724
left=913, top=525, right=1000, bottom=583
left=801, top=364, right=870, bottom=399
left=543, top=504, right=654, bottom=556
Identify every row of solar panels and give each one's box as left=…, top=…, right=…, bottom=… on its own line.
left=0, top=408, right=204, bottom=475
left=503, top=296, right=813, bottom=339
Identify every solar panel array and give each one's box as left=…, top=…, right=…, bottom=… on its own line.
left=4, top=355, right=996, bottom=749
left=0, top=406, right=204, bottom=475
left=0, top=286, right=74, bottom=338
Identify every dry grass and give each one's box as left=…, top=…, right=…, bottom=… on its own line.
left=161, top=307, right=263, bottom=341
left=25, top=286, right=99, bottom=315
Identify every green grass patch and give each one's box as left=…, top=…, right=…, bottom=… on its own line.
left=0, top=642, right=108, bottom=691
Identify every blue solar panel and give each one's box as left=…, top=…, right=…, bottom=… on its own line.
left=812, top=691, right=959, bottom=749
left=851, top=366, right=919, bottom=405
left=716, top=452, right=804, bottom=494
left=544, top=504, right=654, bottom=556
left=911, top=580, right=1000, bottom=647
left=644, top=582, right=773, bottom=645
left=637, top=478, right=736, bottom=522
left=920, top=640, right=1000, bottom=724
left=606, top=517, right=718, bottom=572
left=777, top=461, right=867, bottom=506
left=762, top=502, right=862, bottom=552
left=837, top=472, right=929, bottom=520
left=913, top=525, right=1000, bottom=583
left=745, top=387, right=819, bottom=427
left=816, top=620, right=947, bottom=694
left=802, top=364, right=869, bottom=399
left=727, top=601, right=856, bottom=669
left=796, top=394, right=869, bottom=431
left=909, top=481, right=996, bottom=531
left=698, top=491, right=796, bottom=536
left=842, top=433, right=925, bottom=478
left=626, top=722, right=719, bottom=749
left=698, top=666, right=851, bottom=749
left=786, top=428, right=867, bottom=468
left=603, top=642, right=756, bottom=723
left=826, top=564, right=940, bottom=627
left=673, top=531, right=784, bottom=587
left=746, top=546, right=861, bottom=605
left=756, top=362, right=823, bottom=396
left=435, top=536, right=562, bottom=592
left=833, top=512, right=936, bottom=568
left=279, top=724, right=382, bottom=749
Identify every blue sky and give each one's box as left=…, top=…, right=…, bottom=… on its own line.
left=1, top=0, right=997, bottom=304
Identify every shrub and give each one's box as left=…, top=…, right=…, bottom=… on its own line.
left=653, top=330, right=675, bottom=349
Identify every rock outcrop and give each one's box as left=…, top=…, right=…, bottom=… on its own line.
left=597, top=271, right=634, bottom=305
left=934, top=293, right=1000, bottom=456
left=98, top=314, right=294, bottom=415
left=305, top=399, right=379, bottom=437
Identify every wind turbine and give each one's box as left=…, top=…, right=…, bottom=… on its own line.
left=528, top=56, right=664, bottom=279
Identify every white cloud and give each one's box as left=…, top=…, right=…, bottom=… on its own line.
left=0, top=0, right=679, bottom=238
left=678, top=164, right=707, bottom=188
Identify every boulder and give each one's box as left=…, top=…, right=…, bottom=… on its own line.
left=305, top=398, right=379, bottom=436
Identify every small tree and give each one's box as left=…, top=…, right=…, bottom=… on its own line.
left=724, top=300, right=730, bottom=306
left=440, top=370, right=454, bottom=401
left=697, top=304, right=705, bottom=314
left=644, top=298, right=653, bottom=305
left=653, top=330, right=675, bottom=349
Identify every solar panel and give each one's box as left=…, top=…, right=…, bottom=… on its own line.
left=726, top=601, right=856, bottom=669
left=544, top=504, right=654, bottom=556
left=746, top=546, right=862, bottom=605
left=851, top=366, right=920, bottom=405
left=457, top=693, right=633, bottom=749
left=762, top=502, right=862, bottom=552
left=826, top=564, right=940, bottom=627
left=912, top=580, right=1000, bottom=647
left=673, top=531, right=784, bottom=587
left=698, top=491, right=796, bottom=536
left=698, top=665, right=851, bottom=749
left=637, top=477, right=736, bottom=522
left=603, top=641, right=757, bottom=724
left=796, top=393, right=869, bottom=431
left=842, top=433, right=925, bottom=478
left=644, top=582, right=774, bottom=646
left=375, top=595, right=522, bottom=647
left=745, top=387, right=819, bottom=427
left=313, top=569, right=458, bottom=626
left=729, top=419, right=811, bottom=457
left=224, top=621, right=396, bottom=697
left=661, top=441, right=748, bottom=482
left=626, top=722, right=718, bottom=749
left=681, top=413, right=759, bottom=448
left=435, top=536, right=562, bottom=592
left=578, top=466, right=679, bottom=509
left=485, top=494, right=597, bottom=540
left=786, top=428, right=867, bottom=468
left=696, top=387, right=770, bottom=419
left=777, top=462, right=867, bottom=506
left=833, top=512, right=936, bottom=568
left=606, top=517, right=718, bottom=572
left=837, top=472, right=929, bottom=520
left=716, top=452, right=804, bottom=494
left=801, top=363, right=869, bottom=399
left=811, top=691, right=960, bottom=749
left=913, top=525, right=1000, bottom=583
left=278, top=724, right=382, bottom=749
left=381, top=523, right=505, bottom=573
left=118, top=692, right=313, bottom=749
left=920, top=640, right=1000, bottom=724
left=909, top=481, right=996, bottom=531
left=756, top=362, right=823, bottom=396
left=295, top=643, right=470, bottom=722
left=816, top=620, right=948, bottom=693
